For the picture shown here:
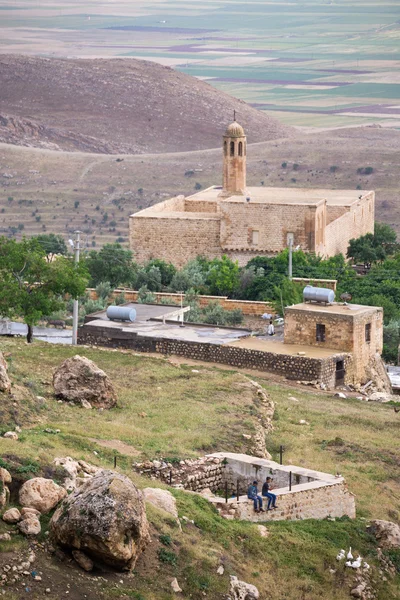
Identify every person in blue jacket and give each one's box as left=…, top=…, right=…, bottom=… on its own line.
left=247, top=480, right=264, bottom=513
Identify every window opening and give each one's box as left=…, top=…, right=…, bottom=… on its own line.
left=365, top=323, right=371, bottom=343
left=316, top=323, right=326, bottom=342
left=230, top=141, right=235, bottom=156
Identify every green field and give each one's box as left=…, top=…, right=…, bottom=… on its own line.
left=1, top=0, right=400, bottom=128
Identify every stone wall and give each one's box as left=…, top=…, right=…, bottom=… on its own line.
left=219, top=201, right=321, bottom=253
left=132, top=456, right=225, bottom=493
left=86, top=288, right=275, bottom=316
left=129, top=211, right=221, bottom=267
left=215, top=481, right=356, bottom=522
left=78, top=322, right=349, bottom=386
left=324, top=192, right=374, bottom=258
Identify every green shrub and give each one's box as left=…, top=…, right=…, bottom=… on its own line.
left=157, top=548, right=177, bottom=565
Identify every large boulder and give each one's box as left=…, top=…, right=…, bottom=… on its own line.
left=0, top=352, right=11, bottom=393
left=19, top=477, right=67, bottom=514
left=229, top=576, right=259, bottom=600
left=53, top=355, right=117, bottom=408
left=367, top=520, right=400, bottom=549
left=143, top=488, right=178, bottom=518
left=0, top=467, right=11, bottom=508
left=50, top=470, right=150, bottom=570
left=2, top=508, right=21, bottom=524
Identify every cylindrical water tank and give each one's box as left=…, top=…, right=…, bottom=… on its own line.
left=106, top=305, right=136, bottom=322
left=303, top=285, right=334, bottom=304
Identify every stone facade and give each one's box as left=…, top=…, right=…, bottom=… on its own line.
left=129, top=121, right=374, bottom=268
left=284, top=302, right=385, bottom=387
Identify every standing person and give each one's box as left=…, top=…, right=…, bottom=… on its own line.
left=247, top=480, right=264, bottom=513
left=262, top=477, right=278, bottom=510
left=267, top=320, right=275, bottom=336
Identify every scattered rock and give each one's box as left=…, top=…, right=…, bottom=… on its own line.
left=171, top=578, right=182, bottom=593
left=217, top=565, right=224, bottom=575
left=3, top=431, right=18, bottom=440
left=335, top=392, right=347, bottom=399
left=20, top=507, right=41, bottom=520
left=229, top=575, right=259, bottom=599
left=350, top=583, right=366, bottom=598
left=367, top=520, right=400, bottom=549
left=0, top=352, right=11, bottom=393
left=242, top=434, right=252, bottom=440
left=368, top=392, right=392, bottom=403
left=143, top=488, right=178, bottom=518
left=19, top=477, right=67, bottom=514
left=257, top=525, right=269, bottom=538
left=2, top=508, right=21, bottom=524
left=53, top=355, right=117, bottom=408
left=288, top=396, right=298, bottom=402
left=0, top=533, right=11, bottom=541
left=299, top=419, right=309, bottom=425
left=81, top=399, right=92, bottom=409
left=72, top=550, right=94, bottom=572
left=18, top=516, right=41, bottom=536
left=50, top=470, right=150, bottom=570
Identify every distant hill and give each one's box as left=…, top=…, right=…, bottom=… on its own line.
left=0, top=55, right=293, bottom=154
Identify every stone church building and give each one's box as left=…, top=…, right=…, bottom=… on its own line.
left=129, top=121, right=374, bottom=267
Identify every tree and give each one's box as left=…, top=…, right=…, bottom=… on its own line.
left=33, top=233, right=68, bottom=259
left=0, top=237, right=88, bottom=342
left=347, top=222, right=397, bottom=265
left=86, top=244, right=137, bottom=288
left=206, top=255, right=240, bottom=297
left=146, top=259, right=176, bottom=287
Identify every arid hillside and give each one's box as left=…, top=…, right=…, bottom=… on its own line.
left=1, top=126, right=399, bottom=246
left=0, top=54, right=293, bottom=154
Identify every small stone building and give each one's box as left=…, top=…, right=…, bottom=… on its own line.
left=284, top=301, right=386, bottom=387
left=130, top=120, right=374, bottom=267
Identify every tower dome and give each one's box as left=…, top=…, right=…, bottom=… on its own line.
left=225, top=121, right=245, bottom=138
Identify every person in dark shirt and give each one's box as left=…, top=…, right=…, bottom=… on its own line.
left=247, top=480, right=264, bottom=513
left=262, top=477, right=278, bottom=510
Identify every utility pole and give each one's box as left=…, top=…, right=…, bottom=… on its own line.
left=72, top=230, right=81, bottom=345
left=287, top=233, right=294, bottom=280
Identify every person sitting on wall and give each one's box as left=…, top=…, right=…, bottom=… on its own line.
left=247, top=480, right=264, bottom=513
left=262, top=476, right=278, bottom=510
left=267, top=320, right=275, bottom=336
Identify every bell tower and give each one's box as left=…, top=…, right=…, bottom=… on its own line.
left=220, top=115, right=246, bottom=197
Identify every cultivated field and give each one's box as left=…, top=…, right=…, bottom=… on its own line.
left=0, top=338, right=399, bottom=599
left=1, top=0, right=400, bottom=129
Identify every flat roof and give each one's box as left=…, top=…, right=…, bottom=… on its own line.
left=228, top=335, right=343, bottom=358
left=131, top=210, right=219, bottom=220
left=186, top=185, right=372, bottom=207
left=87, top=303, right=183, bottom=323
left=286, top=302, right=381, bottom=316
left=82, top=318, right=250, bottom=345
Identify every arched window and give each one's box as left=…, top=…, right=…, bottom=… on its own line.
left=230, top=141, right=235, bottom=156
left=224, top=141, right=227, bottom=156
left=238, top=141, right=243, bottom=156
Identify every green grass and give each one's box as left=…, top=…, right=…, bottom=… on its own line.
left=0, top=338, right=399, bottom=599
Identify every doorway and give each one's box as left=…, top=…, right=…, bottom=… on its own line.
left=335, top=360, right=345, bottom=386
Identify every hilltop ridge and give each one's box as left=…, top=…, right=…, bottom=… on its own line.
left=0, top=54, right=294, bottom=154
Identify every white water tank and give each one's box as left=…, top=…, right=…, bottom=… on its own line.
left=106, top=306, right=136, bottom=322
left=303, top=285, right=334, bottom=304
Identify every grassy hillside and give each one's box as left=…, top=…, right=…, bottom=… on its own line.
left=0, top=338, right=399, bottom=600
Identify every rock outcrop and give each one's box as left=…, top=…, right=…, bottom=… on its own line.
left=50, top=470, right=150, bottom=570
left=2, top=508, right=21, bottom=524
left=0, top=352, right=11, bottom=393
left=53, top=355, right=117, bottom=408
left=229, top=575, right=259, bottom=600
left=19, top=477, right=67, bottom=513
left=0, top=467, right=12, bottom=508
left=53, top=456, right=100, bottom=491
left=143, top=488, right=178, bottom=518
left=367, top=520, right=400, bottom=549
